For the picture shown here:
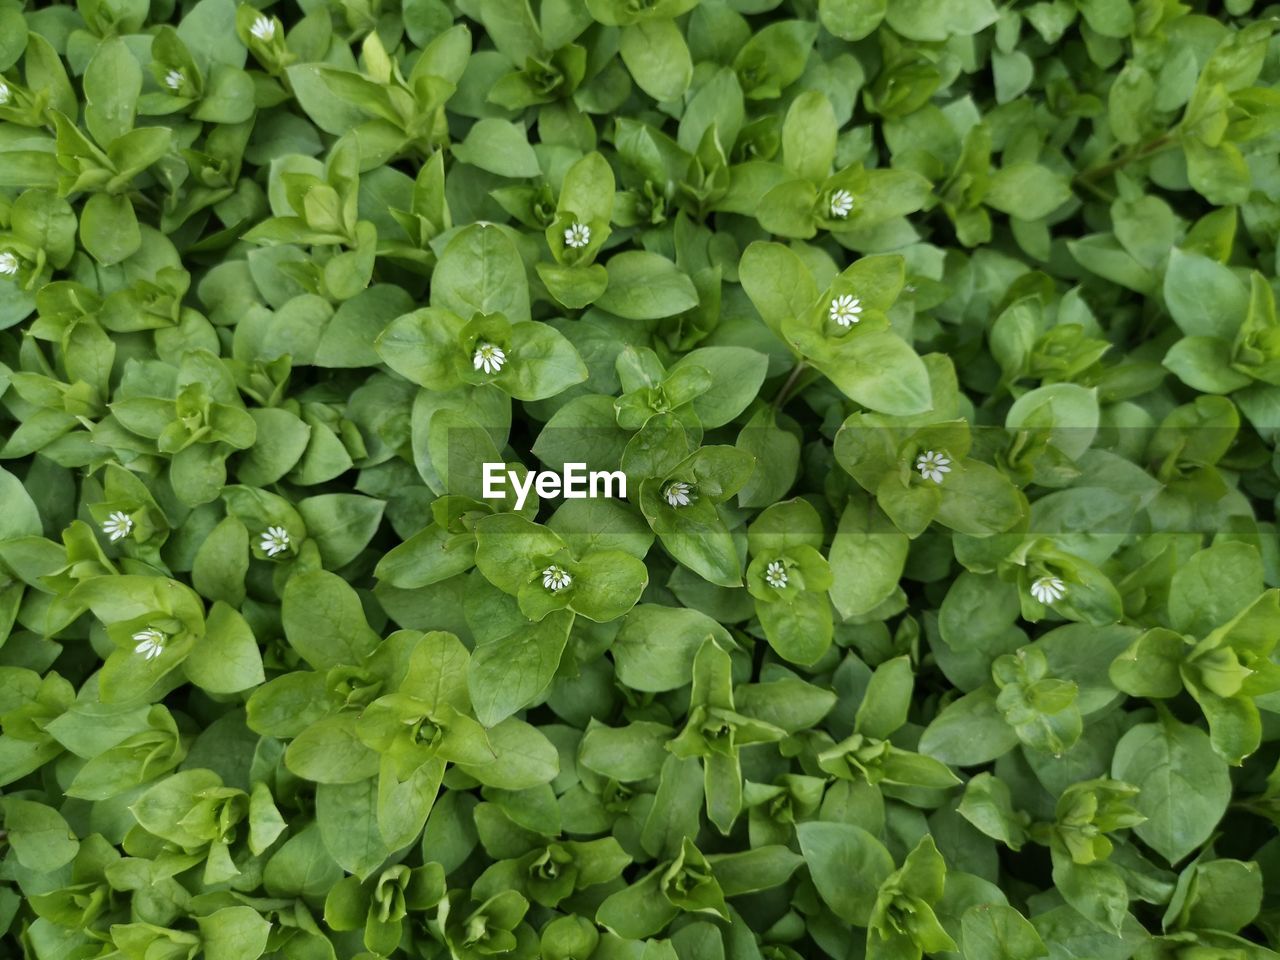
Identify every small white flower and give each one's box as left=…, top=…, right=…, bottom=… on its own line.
left=133, top=627, right=166, bottom=661
left=663, top=481, right=694, bottom=508
left=102, top=511, right=134, bottom=542
left=1030, top=576, right=1067, bottom=605
left=829, top=294, right=863, bottom=327
left=829, top=189, right=854, bottom=218
left=250, top=15, right=276, bottom=41
left=260, top=525, right=291, bottom=557
left=542, top=565, right=572, bottom=592
left=473, top=342, right=506, bottom=375
left=564, top=222, right=591, bottom=249
left=914, top=450, right=952, bottom=484
left=764, top=561, right=788, bottom=589
left=0, top=252, right=17, bottom=277
left=164, top=69, right=185, bottom=91
left=0, top=80, right=11, bottom=106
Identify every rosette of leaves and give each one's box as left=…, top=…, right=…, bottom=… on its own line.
left=743, top=499, right=834, bottom=665
left=752, top=91, right=932, bottom=240
left=613, top=344, right=767, bottom=475
left=72, top=573, right=263, bottom=703
left=324, top=861, right=445, bottom=955
left=242, top=136, right=378, bottom=301
left=637, top=445, right=756, bottom=586
left=103, top=350, right=258, bottom=506
left=434, top=889, right=537, bottom=960
left=668, top=637, right=787, bottom=833
left=741, top=244, right=932, bottom=416
left=249, top=588, right=557, bottom=861
left=834, top=355, right=1025, bottom=538
left=1111, top=542, right=1280, bottom=764
left=595, top=836, right=729, bottom=939
left=377, top=303, right=586, bottom=403
left=471, top=834, right=631, bottom=909
left=798, top=827, right=955, bottom=960
left=920, top=636, right=1102, bottom=768
left=126, top=768, right=255, bottom=884
left=473, top=513, right=648, bottom=624
left=961, top=771, right=1149, bottom=934
left=305, top=27, right=467, bottom=166
left=815, top=656, right=960, bottom=833
left=535, top=152, right=615, bottom=309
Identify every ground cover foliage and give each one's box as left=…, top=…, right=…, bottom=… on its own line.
left=2, top=0, right=1280, bottom=957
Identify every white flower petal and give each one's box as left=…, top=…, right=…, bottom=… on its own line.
left=829, top=189, right=854, bottom=218
left=102, top=511, right=134, bottom=542
left=829, top=294, right=863, bottom=327
left=250, top=15, right=276, bottom=40
left=473, top=343, right=506, bottom=375
left=764, top=561, right=788, bottom=589
left=1030, top=576, right=1066, bottom=604
left=542, top=565, right=572, bottom=591
left=132, top=628, right=166, bottom=660
left=260, top=526, right=291, bottom=557
left=915, top=450, right=952, bottom=484
left=663, top=481, right=693, bottom=507
left=564, top=223, right=591, bottom=248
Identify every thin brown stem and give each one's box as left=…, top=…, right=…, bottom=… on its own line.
left=772, top=361, right=809, bottom=409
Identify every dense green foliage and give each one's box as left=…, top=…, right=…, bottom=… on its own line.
left=2, top=0, right=1280, bottom=958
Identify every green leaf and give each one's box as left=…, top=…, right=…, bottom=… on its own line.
left=282, top=570, right=380, bottom=668
left=431, top=224, right=531, bottom=324
left=1111, top=717, right=1231, bottom=863
left=80, top=194, right=141, bottom=266
left=1, top=798, right=79, bottom=871
left=453, top=119, right=541, bottom=178
left=985, top=164, right=1072, bottom=220
left=197, top=907, right=271, bottom=960
left=1163, top=248, right=1249, bottom=340
left=961, top=904, right=1047, bottom=960
left=612, top=604, right=734, bottom=692
left=619, top=20, right=692, bottom=102
left=84, top=37, right=141, bottom=145
left=596, top=252, right=699, bottom=320
left=183, top=602, right=264, bottom=694
left=469, top=611, right=573, bottom=726
left=796, top=822, right=893, bottom=925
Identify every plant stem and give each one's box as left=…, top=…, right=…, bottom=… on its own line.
left=773, top=361, right=809, bottom=409
left=1075, top=133, right=1179, bottom=186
